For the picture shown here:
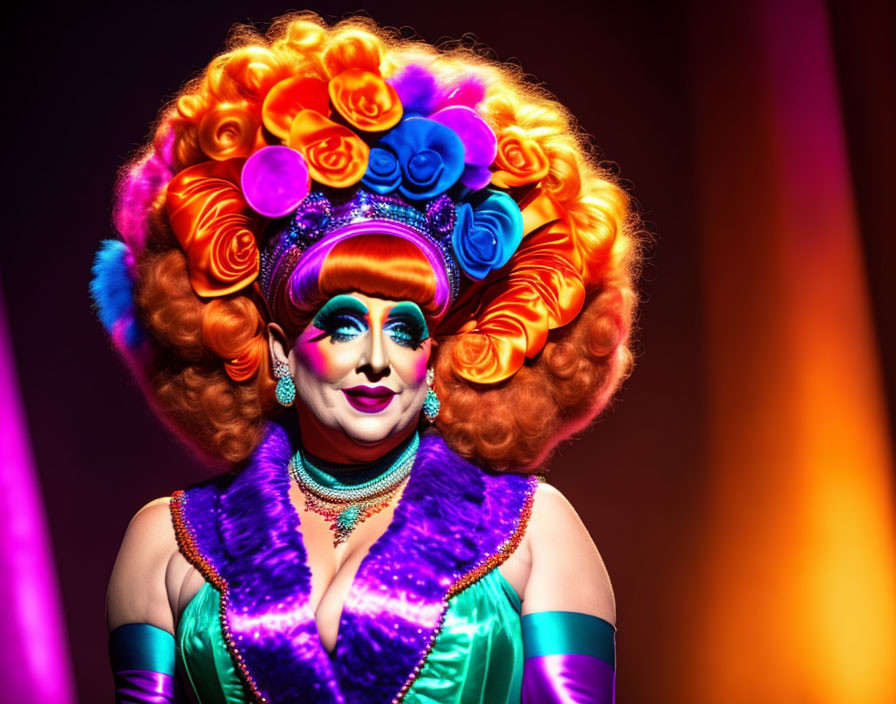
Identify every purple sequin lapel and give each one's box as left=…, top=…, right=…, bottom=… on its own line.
left=175, top=417, right=536, bottom=704
left=175, top=418, right=342, bottom=703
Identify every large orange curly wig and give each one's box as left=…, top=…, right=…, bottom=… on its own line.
left=95, top=13, right=641, bottom=470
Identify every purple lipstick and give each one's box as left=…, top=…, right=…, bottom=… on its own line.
left=342, top=385, right=396, bottom=413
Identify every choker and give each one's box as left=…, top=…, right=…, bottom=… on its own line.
left=289, top=432, right=419, bottom=545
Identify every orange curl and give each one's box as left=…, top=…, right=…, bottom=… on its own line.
left=200, top=298, right=268, bottom=382
left=219, top=46, right=284, bottom=102
left=203, top=45, right=282, bottom=104
left=321, top=28, right=384, bottom=76
left=198, top=105, right=266, bottom=161
left=136, top=250, right=208, bottom=361
left=135, top=246, right=276, bottom=464
left=280, top=19, right=327, bottom=54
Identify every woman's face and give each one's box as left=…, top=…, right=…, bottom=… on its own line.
left=290, top=292, right=432, bottom=447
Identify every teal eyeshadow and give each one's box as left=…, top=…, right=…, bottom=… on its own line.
left=387, top=301, right=429, bottom=339
left=313, top=295, right=370, bottom=329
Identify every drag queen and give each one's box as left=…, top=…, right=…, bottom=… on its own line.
left=95, top=13, right=638, bottom=703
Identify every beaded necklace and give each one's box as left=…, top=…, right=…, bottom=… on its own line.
left=289, top=432, right=419, bottom=545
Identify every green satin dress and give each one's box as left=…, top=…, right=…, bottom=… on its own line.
left=175, top=568, right=524, bottom=704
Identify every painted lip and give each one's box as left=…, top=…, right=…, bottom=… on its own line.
left=342, top=385, right=396, bottom=414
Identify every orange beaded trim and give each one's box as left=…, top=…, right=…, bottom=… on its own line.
left=170, top=490, right=268, bottom=704
left=391, top=474, right=540, bottom=703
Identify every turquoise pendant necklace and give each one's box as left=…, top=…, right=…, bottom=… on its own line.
left=289, top=432, right=418, bottom=545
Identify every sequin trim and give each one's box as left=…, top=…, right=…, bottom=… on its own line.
left=170, top=490, right=268, bottom=704
left=391, top=474, right=539, bottom=703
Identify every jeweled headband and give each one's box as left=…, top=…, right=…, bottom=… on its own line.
left=259, top=190, right=462, bottom=319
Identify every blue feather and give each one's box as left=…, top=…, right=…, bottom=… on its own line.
left=89, top=239, right=145, bottom=347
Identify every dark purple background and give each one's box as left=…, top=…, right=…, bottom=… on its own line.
left=2, top=1, right=892, bottom=702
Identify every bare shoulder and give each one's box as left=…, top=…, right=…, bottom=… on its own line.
left=106, top=497, right=183, bottom=634
left=522, top=482, right=616, bottom=625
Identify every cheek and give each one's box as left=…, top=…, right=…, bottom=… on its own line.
left=294, top=337, right=357, bottom=381
left=393, top=341, right=431, bottom=386
left=412, top=350, right=429, bottom=383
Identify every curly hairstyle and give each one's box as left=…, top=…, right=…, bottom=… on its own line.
left=109, top=13, right=641, bottom=470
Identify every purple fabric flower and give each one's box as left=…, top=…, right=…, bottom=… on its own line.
left=430, top=106, right=497, bottom=190
left=387, top=64, right=445, bottom=116
left=451, top=190, right=523, bottom=280
left=361, top=147, right=402, bottom=194
left=378, top=117, right=466, bottom=201
left=241, top=146, right=310, bottom=217
left=429, top=108, right=495, bottom=161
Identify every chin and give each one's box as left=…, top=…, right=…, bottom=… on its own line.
left=339, top=409, right=415, bottom=446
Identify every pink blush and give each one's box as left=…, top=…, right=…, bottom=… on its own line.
left=295, top=337, right=333, bottom=379
left=412, top=353, right=429, bottom=383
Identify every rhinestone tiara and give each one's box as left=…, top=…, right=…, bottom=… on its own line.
left=260, top=189, right=461, bottom=318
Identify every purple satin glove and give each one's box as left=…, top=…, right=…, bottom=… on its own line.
left=522, top=653, right=615, bottom=704
left=109, top=623, right=179, bottom=703
left=521, top=611, right=616, bottom=704
left=112, top=670, right=177, bottom=704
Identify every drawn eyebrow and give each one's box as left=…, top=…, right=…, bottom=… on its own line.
left=312, top=294, right=370, bottom=329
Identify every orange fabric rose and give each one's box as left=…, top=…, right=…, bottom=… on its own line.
left=329, top=68, right=402, bottom=132
left=262, top=76, right=330, bottom=139
left=491, top=127, right=551, bottom=188
left=198, top=105, right=266, bottom=161
left=166, top=160, right=260, bottom=297
left=448, top=221, right=585, bottom=384
left=287, top=109, right=369, bottom=188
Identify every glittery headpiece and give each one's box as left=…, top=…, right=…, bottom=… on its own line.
left=260, top=189, right=461, bottom=318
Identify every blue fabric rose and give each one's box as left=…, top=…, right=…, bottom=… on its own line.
left=451, top=190, right=524, bottom=280
left=361, top=147, right=402, bottom=194
left=378, top=117, right=465, bottom=201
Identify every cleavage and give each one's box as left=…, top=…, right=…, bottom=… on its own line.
left=290, top=481, right=403, bottom=654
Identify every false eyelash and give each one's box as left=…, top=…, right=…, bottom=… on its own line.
left=313, top=309, right=368, bottom=343
left=385, top=301, right=429, bottom=349
left=385, top=317, right=427, bottom=349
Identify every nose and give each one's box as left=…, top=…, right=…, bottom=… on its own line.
left=359, top=326, right=390, bottom=376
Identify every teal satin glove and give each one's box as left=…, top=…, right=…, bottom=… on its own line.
left=521, top=611, right=616, bottom=703
left=109, top=623, right=180, bottom=703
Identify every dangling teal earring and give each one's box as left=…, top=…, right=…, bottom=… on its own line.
left=274, top=361, right=296, bottom=407
left=423, top=367, right=440, bottom=422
